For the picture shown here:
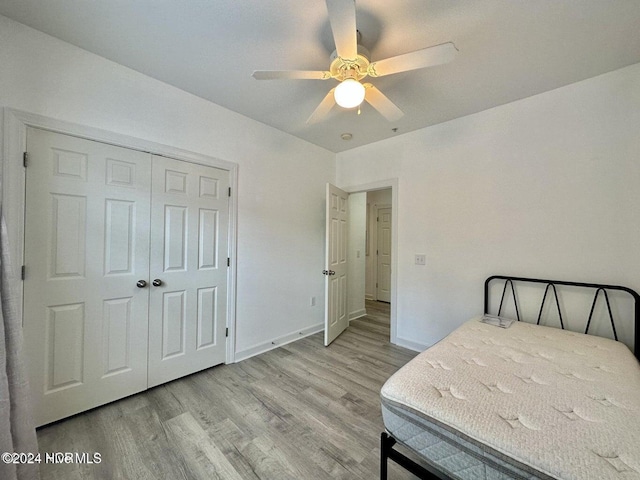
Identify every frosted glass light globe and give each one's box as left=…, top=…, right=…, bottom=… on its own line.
left=334, top=79, right=365, bottom=109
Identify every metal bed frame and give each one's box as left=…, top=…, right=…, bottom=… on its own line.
left=380, top=275, right=640, bottom=480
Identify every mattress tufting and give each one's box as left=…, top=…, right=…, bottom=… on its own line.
left=381, top=318, right=640, bottom=480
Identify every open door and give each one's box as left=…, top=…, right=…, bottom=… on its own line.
left=324, top=183, right=349, bottom=345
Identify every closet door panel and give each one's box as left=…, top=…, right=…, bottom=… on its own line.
left=148, top=155, right=229, bottom=387
left=23, top=128, right=151, bottom=426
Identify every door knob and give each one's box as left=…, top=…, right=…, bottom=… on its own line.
left=152, top=279, right=163, bottom=287
left=136, top=280, right=147, bottom=288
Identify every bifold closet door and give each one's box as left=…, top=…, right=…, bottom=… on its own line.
left=147, top=155, right=229, bottom=387
left=23, top=127, right=152, bottom=426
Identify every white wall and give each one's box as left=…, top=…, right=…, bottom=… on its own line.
left=0, top=15, right=335, bottom=358
left=337, top=63, right=640, bottom=350
left=347, top=192, right=366, bottom=320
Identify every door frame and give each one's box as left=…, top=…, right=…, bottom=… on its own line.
left=2, top=108, right=239, bottom=363
left=340, top=179, right=398, bottom=345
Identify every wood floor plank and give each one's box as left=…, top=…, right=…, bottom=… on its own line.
left=207, top=419, right=262, bottom=480
left=165, top=412, right=245, bottom=480
left=236, top=436, right=300, bottom=480
left=36, top=301, right=419, bottom=479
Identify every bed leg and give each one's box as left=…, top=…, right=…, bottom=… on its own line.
left=381, top=431, right=443, bottom=479
left=381, top=432, right=395, bottom=480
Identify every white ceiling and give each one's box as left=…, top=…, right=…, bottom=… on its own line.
left=2, top=0, right=640, bottom=153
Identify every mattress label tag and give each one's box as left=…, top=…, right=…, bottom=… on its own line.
left=480, top=314, right=515, bottom=328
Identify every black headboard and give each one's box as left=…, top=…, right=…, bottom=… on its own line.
left=484, top=275, right=640, bottom=360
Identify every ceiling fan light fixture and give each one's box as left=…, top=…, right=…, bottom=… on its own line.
left=334, top=79, right=365, bottom=109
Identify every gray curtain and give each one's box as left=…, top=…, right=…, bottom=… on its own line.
left=0, top=212, right=40, bottom=480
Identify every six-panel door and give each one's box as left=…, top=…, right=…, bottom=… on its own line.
left=147, top=155, right=229, bottom=387
left=23, top=128, right=152, bottom=426
left=377, top=207, right=392, bottom=302
left=324, top=183, right=348, bottom=346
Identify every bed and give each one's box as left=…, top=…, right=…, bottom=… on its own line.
left=380, top=276, right=640, bottom=480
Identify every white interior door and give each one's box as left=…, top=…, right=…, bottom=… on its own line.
left=23, top=128, right=151, bottom=426
left=324, top=183, right=349, bottom=346
left=23, top=129, right=231, bottom=425
left=376, top=207, right=392, bottom=302
left=147, top=155, right=229, bottom=387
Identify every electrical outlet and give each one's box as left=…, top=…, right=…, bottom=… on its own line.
left=415, top=254, right=426, bottom=266
left=310, top=296, right=316, bottom=306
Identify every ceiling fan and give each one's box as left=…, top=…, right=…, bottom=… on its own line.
left=252, top=0, right=458, bottom=125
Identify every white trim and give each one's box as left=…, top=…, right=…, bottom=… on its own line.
left=340, top=179, right=399, bottom=346
left=1, top=107, right=239, bottom=362
left=226, top=160, right=239, bottom=364
left=394, top=336, right=428, bottom=353
left=234, top=323, right=323, bottom=362
left=2, top=109, right=28, bottom=323
left=364, top=294, right=375, bottom=301
left=348, top=309, right=367, bottom=322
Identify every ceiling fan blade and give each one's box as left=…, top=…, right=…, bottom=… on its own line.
left=252, top=70, right=331, bottom=80
left=367, top=42, right=458, bottom=77
left=326, top=0, right=357, bottom=60
left=364, top=84, right=403, bottom=122
left=306, top=89, right=336, bottom=125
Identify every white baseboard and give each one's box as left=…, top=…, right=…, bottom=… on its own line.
left=365, top=294, right=375, bottom=301
left=393, top=336, right=429, bottom=352
left=348, top=309, right=367, bottom=322
left=234, top=323, right=323, bottom=363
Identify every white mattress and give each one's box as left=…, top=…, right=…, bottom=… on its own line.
left=381, top=318, right=640, bottom=480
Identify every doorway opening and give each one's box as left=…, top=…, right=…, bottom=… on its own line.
left=344, top=181, right=397, bottom=344
left=323, top=180, right=398, bottom=347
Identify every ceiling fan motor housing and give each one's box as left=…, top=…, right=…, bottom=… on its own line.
left=330, top=44, right=371, bottom=81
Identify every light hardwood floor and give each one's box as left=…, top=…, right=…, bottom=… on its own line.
left=37, top=301, right=419, bottom=479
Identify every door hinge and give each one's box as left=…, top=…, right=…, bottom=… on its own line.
left=23, top=152, right=28, bottom=168
left=21, top=265, right=25, bottom=280
left=228, top=187, right=231, bottom=197
left=225, top=327, right=229, bottom=337
left=227, top=257, right=230, bottom=267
